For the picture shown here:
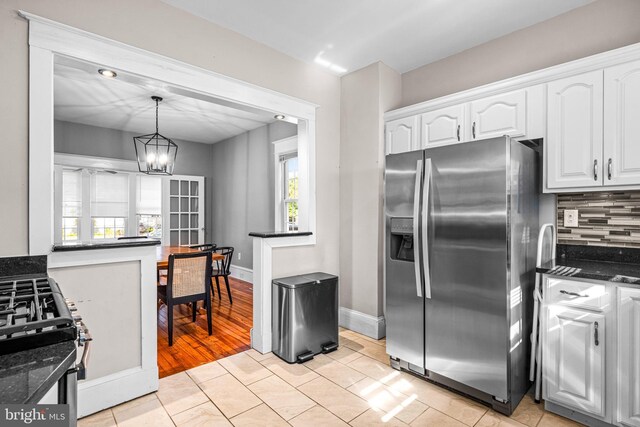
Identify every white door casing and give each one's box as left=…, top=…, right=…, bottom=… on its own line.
left=545, top=305, right=606, bottom=417
left=469, top=89, right=527, bottom=140
left=618, top=287, right=640, bottom=427
left=386, top=116, right=419, bottom=154
left=604, top=60, right=640, bottom=187
left=420, top=104, right=466, bottom=148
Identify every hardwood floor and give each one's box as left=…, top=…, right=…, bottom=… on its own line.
left=157, top=276, right=252, bottom=378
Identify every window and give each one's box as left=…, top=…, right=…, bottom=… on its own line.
left=281, top=153, right=299, bottom=231
left=136, top=175, right=162, bottom=238
left=54, top=162, right=204, bottom=245
left=90, top=172, right=129, bottom=240
left=61, top=169, right=82, bottom=241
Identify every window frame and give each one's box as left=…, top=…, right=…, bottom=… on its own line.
left=54, top=154, right=204, bottom=245
left=272, top=136, right=298, bottom=232
left=55, top=165, right=133, bottom=243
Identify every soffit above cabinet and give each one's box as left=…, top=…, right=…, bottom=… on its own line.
left=384, top=41, right=640, bottom=121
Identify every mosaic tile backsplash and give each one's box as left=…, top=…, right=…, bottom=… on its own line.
left=557, top=192, right=640, bottom=248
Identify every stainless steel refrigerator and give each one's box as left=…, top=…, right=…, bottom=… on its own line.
left=384, top=136, right=538, bottom=415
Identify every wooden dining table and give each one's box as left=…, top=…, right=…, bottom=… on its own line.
left=156, top=245, right=224, bottom=270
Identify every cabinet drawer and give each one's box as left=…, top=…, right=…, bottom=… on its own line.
left=547, top=278, right=609, bottom=311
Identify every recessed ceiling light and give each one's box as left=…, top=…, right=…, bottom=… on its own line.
left=98, top=68, right=117, bottom=78
left=274, top=114, right=286, bottom=120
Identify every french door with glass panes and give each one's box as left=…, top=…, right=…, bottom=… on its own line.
left=162, top=175, right=204, bottom=246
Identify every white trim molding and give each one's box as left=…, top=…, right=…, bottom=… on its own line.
left=21, top=10, right=318, bottom=255
left=229, top=264, right=253, bottom=283
left=21, top=10, right=319, bottom=415
left=339, top=307, right=386, bottom=340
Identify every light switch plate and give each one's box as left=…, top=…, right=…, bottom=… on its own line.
left=564, top=209, right=579, bottom=227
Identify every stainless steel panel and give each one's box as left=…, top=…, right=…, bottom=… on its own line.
left=272, top=277, right=338, bottom=363
left=425, top=137, right=509, bottom=399
left=385, top=150, right=425, bottom=370
left=507, top=140, right=539, bottom=407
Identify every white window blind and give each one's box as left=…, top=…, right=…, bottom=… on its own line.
left=136, top=175, right=162, bottom=215
left=90, top=172, right=129, bottom=217
left=62, top=169, right=82, bottom=217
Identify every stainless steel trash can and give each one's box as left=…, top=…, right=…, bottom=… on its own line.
left=272, top=272, right=339, bottom=363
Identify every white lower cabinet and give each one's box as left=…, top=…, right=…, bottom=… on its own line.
left=545, top=305, right=606, bottom=417
left=618, top=287, right=640, bottom=427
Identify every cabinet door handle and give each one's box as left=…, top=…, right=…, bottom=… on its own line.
left=560, top=289, right=588, bottom=298
left=456, top=125, right=460, bottom=141
left=608, top=158, right=612, bottom=180
left=594, top=159, right=598, bottom=181
left=472, top=122, right=476, bottom=139
left=594, top=321, right=599, bottom=346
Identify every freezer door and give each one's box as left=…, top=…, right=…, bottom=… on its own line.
left=425, top=137, right=509, bottom=400
left=385, top=150, right=425, bottom=371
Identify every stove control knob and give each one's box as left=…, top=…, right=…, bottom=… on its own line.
left=72, top=315, right=82, bottom=322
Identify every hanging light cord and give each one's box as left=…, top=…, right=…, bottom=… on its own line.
left=155, top=97, right=159, bottom=134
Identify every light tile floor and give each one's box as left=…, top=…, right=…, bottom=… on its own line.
left=79, top=328, right=583, bottom=427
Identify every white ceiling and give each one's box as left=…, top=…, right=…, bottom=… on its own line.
left=162, top=0, right=593, bottom=75
left=54, top=59, right=278, bottom=144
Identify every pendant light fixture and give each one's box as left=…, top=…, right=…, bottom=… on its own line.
left=133, top=96, right=178, bottom=175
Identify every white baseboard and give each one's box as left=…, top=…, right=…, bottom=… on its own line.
left=230, top=264, right=253, bottom=283
left=339, top=307, right=386, bottom=340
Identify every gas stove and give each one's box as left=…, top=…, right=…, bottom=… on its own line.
left=0, top=275, right=79, bottom=355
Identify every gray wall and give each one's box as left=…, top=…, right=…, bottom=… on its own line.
left=401, top=0, right=640, bottom=107
left=211, top=121, right=297, bottom=270
left=340, top=62, right=401, bottom=321
left=55, top=120, right=215, bottom=242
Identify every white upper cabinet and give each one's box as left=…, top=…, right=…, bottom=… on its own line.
left=546, top=70, right=604, bottom=190
left=545, top=305, right=606, bottom=417
left=469, top=89, right=527, bottom=140
left=618, top=287, right=640, bottom=427
left=420, top=104, right=466, bottom=149
left=604, top=60, right=640, bottom=187
left=386, top=116, right=419, bottom=155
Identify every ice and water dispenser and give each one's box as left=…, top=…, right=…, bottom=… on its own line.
left=389, top=217, right=415, bottom=262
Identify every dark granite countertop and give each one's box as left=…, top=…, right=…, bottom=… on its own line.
left=249, top=231, right=313, bottom=238
left=0, top=341, right=76, bottom=404
left=537, top=244, right=640, bottom=284
left=0, top=255, right=47, bottom=278
left=52, top=238, right=160, bottom=252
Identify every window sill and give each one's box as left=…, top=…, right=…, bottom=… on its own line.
left=248, top=231, right=312, bottom=238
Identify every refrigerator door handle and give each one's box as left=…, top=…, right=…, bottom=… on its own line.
left=413, top=159, right=423, bottom=298
left=422, top=158, right=432, bottom=299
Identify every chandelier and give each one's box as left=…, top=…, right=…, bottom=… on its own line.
left=133, top=96, right=178, bottom=175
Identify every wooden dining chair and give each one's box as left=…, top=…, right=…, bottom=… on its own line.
left=189, top=243, right=217, bottom=251
left=211, top=246, right=234, bottom=304
left=157, top=251, right=212, bottom=346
